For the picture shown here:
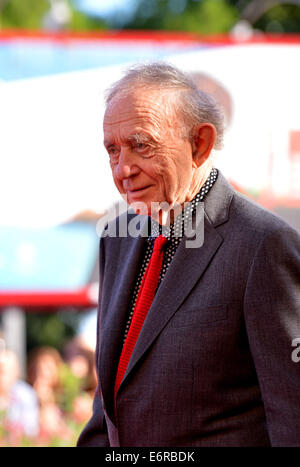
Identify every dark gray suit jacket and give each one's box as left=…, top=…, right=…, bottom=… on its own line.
left=78, top=172, right=300, bottom=447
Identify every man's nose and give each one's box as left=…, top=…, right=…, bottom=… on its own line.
left=114, top=147, right=137, bottom=180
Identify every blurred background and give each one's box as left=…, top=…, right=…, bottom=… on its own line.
left=0, top=0, right=299, bottom=447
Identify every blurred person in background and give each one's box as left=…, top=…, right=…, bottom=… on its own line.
left=63, top=337, right=97, bottom=397
left=26, top=345, right=94, bottom=443
left=27, top=347, right=63, bottom=408
left=189, top=71, right=233, bottom=129
left=63, top=338, right=96, bottom=425
left=71, top=392, right=93, bottom=425
left=27, top=346, right=71, bottom=441
left=0, top=348, right=39, bottom=439
left=190, top=71, right=246, bottom=196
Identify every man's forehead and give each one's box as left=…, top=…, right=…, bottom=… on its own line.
left=104, top=87, right=178, bottom=123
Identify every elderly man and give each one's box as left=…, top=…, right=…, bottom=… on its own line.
left=78, top=63, right=300, bottom=447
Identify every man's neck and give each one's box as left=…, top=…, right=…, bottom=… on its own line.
left=187, top=160, right=213, bottom=204
left=157, top=161, right=213, bottom=226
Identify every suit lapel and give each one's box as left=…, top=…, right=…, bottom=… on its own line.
left=99, top=215, right=149, bottom=418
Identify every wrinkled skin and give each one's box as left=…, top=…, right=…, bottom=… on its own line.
left=103, top=87, right=215, bottom=223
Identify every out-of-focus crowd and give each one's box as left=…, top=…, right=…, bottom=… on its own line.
left=0, top=337, right=96, bottom=446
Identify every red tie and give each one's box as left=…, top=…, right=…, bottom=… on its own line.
left=114, top=234, right=168, bottom=400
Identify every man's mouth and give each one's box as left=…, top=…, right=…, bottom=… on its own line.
left=127, top=185, right=152, bottom=194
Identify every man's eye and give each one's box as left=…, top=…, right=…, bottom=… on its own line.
left=107, top=146, right=119, bottom=156
left=134, top=142, right=150, bottom=154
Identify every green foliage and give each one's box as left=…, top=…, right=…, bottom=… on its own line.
left=57, top=362, right=82, bottom=413
left=65, top=0, right=107, bottom=31
left=163, top=0, right=238, bottom=34
left=67, top=7, right=106, bottom=31
left=254, top=4, right=300, bottom=33
left=0, top=0, right=49, bottom=29
left=121, top=0, right=238, bottom=32
left=0, top=0, right=107, bottom=31
left=26, top=310, right=80, bottom=353
left=114, top=0, right=300, bottom=34
left=1, top=0, right=300, bottom=34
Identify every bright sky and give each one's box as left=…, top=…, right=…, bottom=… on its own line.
left=74, top=0, right=136, bottom=17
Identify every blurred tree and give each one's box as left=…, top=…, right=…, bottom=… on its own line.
left=26, top=309, right=81, bottom=353
left=229, top=0, right=300, bottom=32
left=0, top=0, right=107, bottom=31
left=165, top=0, right=238, bottom=34
left=116, top=0, right=300, bottom=34
left=122, top=0, right=238, bottom=33
left=0, top=0, right=49, bottom=29
left=67, top=5, right=107, bottom=31
left=253, top=3, right=300, bottom=33
left=1, top=0, right=299, bottom=33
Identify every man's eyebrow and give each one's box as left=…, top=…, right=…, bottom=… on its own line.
left=128, top=133, right=155, bottom=144
left=103, top=133, right=156, bottom=147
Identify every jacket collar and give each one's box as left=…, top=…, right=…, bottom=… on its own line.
left=204, top=171, right=234, bottom=227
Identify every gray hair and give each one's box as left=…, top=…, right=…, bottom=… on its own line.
left=105, top=62, right=225, bottom=150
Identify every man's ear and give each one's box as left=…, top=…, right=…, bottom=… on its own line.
left=191, top=123, right=217, bottom=168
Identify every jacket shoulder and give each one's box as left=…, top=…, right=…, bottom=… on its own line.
left=230, top=190, right=299, bottom=238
